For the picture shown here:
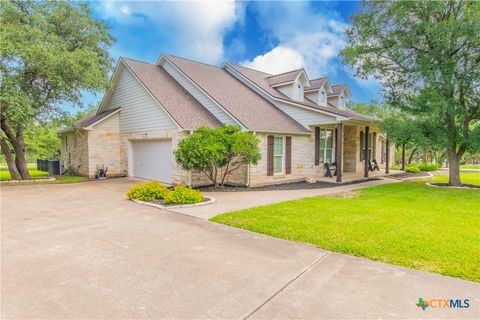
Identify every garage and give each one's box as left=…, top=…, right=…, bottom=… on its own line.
left=131, top=139, right=172, bottom=183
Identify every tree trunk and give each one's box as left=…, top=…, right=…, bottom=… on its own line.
left=408, top=147, right=417, bottom=164
left=1, top=118, right=31, bottom=180
left=447, top=147, right=461, bottom=186
left=0, top=139, right=22, bottom=180
left=12, top=129, right=31, bottom=179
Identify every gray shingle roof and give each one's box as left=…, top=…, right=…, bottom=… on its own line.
left=227, top=63, right=377, bottom=123
left=165, top=55, right=309, bottom=133
left=331, top=84, right=348, bottom=95
left=123, top=58, right=222, bottom=129
left=58, top=108, right=120, bottom=133
left=307, top=77, right=328, bottom=90
left=265, top=69, right=304, bottom=86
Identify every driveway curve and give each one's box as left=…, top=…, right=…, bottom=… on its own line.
left=1, top=178, right=478, bottom=319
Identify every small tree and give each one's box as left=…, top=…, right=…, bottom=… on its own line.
left=175, top=125, right=261, bottom=187
left=1, top=1, right=114, bottom=179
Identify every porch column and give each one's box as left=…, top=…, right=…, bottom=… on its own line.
left=364, top=126, right=369, bottom=177
left=401, top=143, right=406, bottom=171
left=335, top=123, right=343, bottom=183
left=385, top=137, right=390, bottom=174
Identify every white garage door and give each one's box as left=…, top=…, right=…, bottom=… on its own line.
left=131, top=139, right=172, bottom=183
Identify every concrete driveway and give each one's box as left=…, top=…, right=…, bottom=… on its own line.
left=1, top=178, right=479, bottom=319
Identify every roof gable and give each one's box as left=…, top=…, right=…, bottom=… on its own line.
left=119, top=58, right=221, bottom=129
left=164, top=55, right=309, bottom=134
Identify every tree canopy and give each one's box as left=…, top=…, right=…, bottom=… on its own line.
left=175, top=125, right=261, bottom=187
left=0, top=0, right=114, bottom=179
left=342, top=0, right=480, bottom=186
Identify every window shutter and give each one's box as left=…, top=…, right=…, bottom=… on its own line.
left=314, top=127, right=320, bottom=165
left=285, top=136, right=292, bottom=174
left=267, top=135, right=274, bottom=176
left=372, top=133, right=377, bottom=160
left=360, top=131, right=364, bottom=161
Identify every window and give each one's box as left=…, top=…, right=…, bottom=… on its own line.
left=273, top=137, right=284, bottom=174
left=339, top=95, right=345, bottom=108
left=65, top=136, right=68, bottom=152
left=360, top=131, right=373, bottom=161
left=293, top=80, right=303, bottom=100
left=319, top=129, right=335, bottom=164
left=320, top=90, right=326, bottom=104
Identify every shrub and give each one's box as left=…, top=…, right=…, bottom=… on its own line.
left=417, top=162, right=439, bottom=171
left=390, top=164, right=401, bottom=170
left=175, top=125, right=261, bottom=187
left=163, top=186, right=204, bottom=204
left=126, top=181, right=169, bottom=201
left=405, top=164, right=420, bottom=173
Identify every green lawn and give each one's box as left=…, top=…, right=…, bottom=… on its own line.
left=0, top=163, right=48, bottom=181
left=461, top=164, right=480, bottom=169
left=211, top=181, right=480, bottom=282
left=431, top=173, right=480, bottom=186
left=0, top=163, right=86, bottom=183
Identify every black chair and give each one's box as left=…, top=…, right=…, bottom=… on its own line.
left=324, top=162, right=337, bottom=178
left=369, top=159, right=380, bottom=171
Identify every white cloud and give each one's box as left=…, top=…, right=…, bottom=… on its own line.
left=94, top=0, right=244, bottom=64
left=242, top=47, right=305, bottom=74
left=241, top=2, right=347, bottom=78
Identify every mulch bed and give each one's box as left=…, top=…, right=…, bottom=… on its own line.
left=150, top=197, right=212, bottom=206
left=196, top=178, right=381, bottom=192
left=385, top=172, right=431, bottom=179
left=428, top=182, right=480, bottom=189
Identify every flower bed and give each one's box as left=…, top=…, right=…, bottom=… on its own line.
left=126, top=181, right=210, bottom=207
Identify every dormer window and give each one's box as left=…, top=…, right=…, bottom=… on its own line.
left=320, top=90, right=326, bottom=105
left=293, top=80, right=304, bottom=101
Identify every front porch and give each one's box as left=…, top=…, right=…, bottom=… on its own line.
left=317, top=169, right=402, bottom=184
left=314, top=122, right=395, bottom=183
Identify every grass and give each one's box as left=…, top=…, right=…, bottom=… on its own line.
left=461, top=164, right=480, bottom=169
left=0, top=163, right=48, bottom=181
left=430, top=173, right=480, bottom=186
left=0, top=163, right=86, bottom=183
left=211, top=181, right=480, bottom=282
left=52, top=175, right=87, bottom=183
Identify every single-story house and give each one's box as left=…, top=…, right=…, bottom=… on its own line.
left=58, top=54, right=395, bottom=186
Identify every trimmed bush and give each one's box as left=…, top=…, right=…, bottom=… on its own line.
left=417, top=162, right=439, bottom=171
left=126, top=181, right=169, bottom=201
left=405, top=164, right=421, bottom=173
left=163, top=186, right=204, bottom=204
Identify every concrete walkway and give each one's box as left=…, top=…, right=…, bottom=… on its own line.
left=1, top=179, right=479, bottom=319
left=172, top=178, right=399, bottom=219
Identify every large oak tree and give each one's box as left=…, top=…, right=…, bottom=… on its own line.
left=342, top=0, right=480, bottom=186
left=0, top=1, right=113, bottom=179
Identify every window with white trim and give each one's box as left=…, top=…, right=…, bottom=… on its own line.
left=320, top=89, right=326, bottom=105
left=273, top=136, right=284, bottom=174
left=293, top=80, right=303, bottom=101
left=319, top=129, right=335, bottom=163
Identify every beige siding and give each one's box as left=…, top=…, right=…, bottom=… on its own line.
left=104, top=67, right=177, bottom=133
left=275, top=101, right=337, bottom=127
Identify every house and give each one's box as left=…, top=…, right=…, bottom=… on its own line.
left=58, top=54, right=395, bottom=186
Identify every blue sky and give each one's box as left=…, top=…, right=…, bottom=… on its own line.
left=78, top=1, right=380, bottom=113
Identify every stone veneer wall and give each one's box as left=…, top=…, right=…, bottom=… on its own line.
left=60, top=131, right=89, bottom=176
left=248, top=132, right=322, bottom=187
left=343, top=125, right=357, bottom=172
